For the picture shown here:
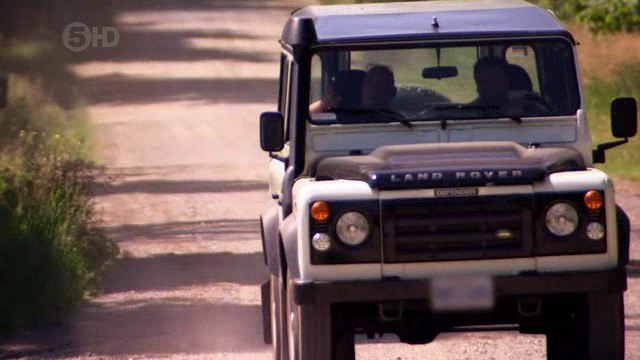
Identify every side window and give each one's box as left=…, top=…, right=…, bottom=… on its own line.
left=309, top=51, right=351, bottom=108
left=310, top=55, right=322, bottom=104
left=278, top=56, right=291, bottom=115
left=505, top=45, right=540, bottom=93
left=278, top=55, right=292, bottom=141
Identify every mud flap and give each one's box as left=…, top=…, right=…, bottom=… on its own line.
left=261, top=280, right=272, bottom=344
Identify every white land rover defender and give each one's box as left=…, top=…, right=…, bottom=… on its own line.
left=258, top=1, right=637, bottom=359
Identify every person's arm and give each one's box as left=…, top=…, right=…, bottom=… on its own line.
left=309, top=99, right=326, bottom=113
left=309, top=86, right=339, bottom=113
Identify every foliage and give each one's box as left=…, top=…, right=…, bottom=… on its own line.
left=0, top=76, right=118, bottom=332
left=528, top=0, right=585, bottom=21
left=0, top=0, right=115, bottom=38
left=320, top=0, right=640, bottom=34
left=578, top=1, right=640, bottom=33
left=0, top=38, right=80, bottom=109
left=0, top=0, right=118, bottom=332
left=519, top=1, right=640, bottom=33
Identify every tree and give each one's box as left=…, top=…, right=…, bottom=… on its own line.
left=531, top=0, right=640, bottom=33
left=578, top=0, right=640, bottom=33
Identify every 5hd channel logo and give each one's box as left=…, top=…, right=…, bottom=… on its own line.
left=62, top=22, right=120, bottom=52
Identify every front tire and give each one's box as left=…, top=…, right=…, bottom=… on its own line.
left=546, top=292, right=624, bottom=360
left=333, top=331, right=355, bottom=360
left=270, top=274, right=286, bottom=360
left=286, top=273, right=300, bottom=360
left=286, top=273, right=355, bottom=360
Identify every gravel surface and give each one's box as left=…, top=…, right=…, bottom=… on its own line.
left=0, top=1, right=638, bottom=359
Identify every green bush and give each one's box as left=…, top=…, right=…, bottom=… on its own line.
left=578, top=1, right=640, bottom=33
left=521, top=1, right=640, bottom=33
left=320, top=1, right=640, bottom=34
left=0, top=0, right=117, bottom=334
left=0, top=76, right=117, bottom=332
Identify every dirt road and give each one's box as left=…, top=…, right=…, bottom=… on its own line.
left=1, top=1, right=639, bottom=359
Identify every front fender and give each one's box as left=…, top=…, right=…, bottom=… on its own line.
left=617, top=205, right=630, bottom=266
left=260, top=201, right=281, bottom=276
left=280, top=214, right=300, bottom=279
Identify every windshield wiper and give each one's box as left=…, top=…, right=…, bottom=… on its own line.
left=475, top=105, right=522, bottom=124
left=421, top=104, right=522, bottom=124
left=414, top=104, right=522, bottom=124
left=327, top=107, right=414, bottom=128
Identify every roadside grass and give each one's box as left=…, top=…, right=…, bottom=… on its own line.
left=0, top=130, right=115, bottom=331
left=0, top=41, right=117, bottom=332
left=584, top=63, right=640, bottom=179
left=570, top=23, right=640, bottom=179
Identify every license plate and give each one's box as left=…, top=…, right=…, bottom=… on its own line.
left=431, top=275, right=494, bottom=312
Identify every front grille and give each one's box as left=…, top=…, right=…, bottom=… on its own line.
left=382, top=195, right=533, bottom=263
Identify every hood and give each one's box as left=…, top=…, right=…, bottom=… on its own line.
left=314, top=142, right=585, bottom=189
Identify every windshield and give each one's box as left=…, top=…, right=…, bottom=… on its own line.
left=309, top=39, right=580, bottom=124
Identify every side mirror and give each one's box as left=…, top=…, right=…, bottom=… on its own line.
left=593, top=97, right=637, bottom=163
left=611, top=97, right=637, bottom=138
left=260, top=111, right=284, bottom=152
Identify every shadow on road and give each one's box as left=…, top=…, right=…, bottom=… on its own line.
left=61, top=302, right=268, bottom=354
left=0, top=247, right=269, bottom=357
left=67, top=0, right=288, bottom=105
left=103, top=218, right=260, bottom=241
left=0, top=303, right=268, bottom=358
left=85, top=76, right=279, bottom=105
left=93, top=179, right=267, bottom=195
left=73, top=29, right=272, bottom=64
left=102, top=251, right=264, bottom=293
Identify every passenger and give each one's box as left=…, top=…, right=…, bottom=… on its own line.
left=361, top=65, right=397, bottom=109
left=309, top=69, right=365, bottom=113
left=506, top=64, right=533, bottom=92
left=506, top=63, right=549, bottom=114
left=471, top=57, right=510, bottom=107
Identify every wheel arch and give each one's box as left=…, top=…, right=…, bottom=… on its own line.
left=261, top=201, right=283, bottom=276
left=280, top=213, right=301, bottom=280
left=616, top=205, right=630, bottom=266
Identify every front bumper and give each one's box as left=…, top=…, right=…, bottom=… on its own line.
left=277, top=269, right=626, bottom=359
left=293, top=268, right=627, bottom=305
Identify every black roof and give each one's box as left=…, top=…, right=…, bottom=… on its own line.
left=282, top=0, right=573, bottom=46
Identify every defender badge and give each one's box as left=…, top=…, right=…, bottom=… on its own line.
left=434, top=188, right=479, bottom=197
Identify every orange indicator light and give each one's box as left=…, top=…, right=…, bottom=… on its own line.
left=311, top=201, right=330, bottom=222
left=584, top=190, right=603, bottom=211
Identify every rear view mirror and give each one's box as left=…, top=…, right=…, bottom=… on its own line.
left=611, top=97, right=637, bottom=138
left=422, top=66, right=458, bottom=79
left=0, top=74, right=7, bottom=108
left=260, top=112, right=284, bottom=152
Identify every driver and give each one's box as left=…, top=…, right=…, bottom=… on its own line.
left=309, top=70, right=365, bottom=113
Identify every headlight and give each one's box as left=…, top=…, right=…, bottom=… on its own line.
left=545, top=202, right=579, bottom=236
left=335, top=211, right=370, bottom=246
